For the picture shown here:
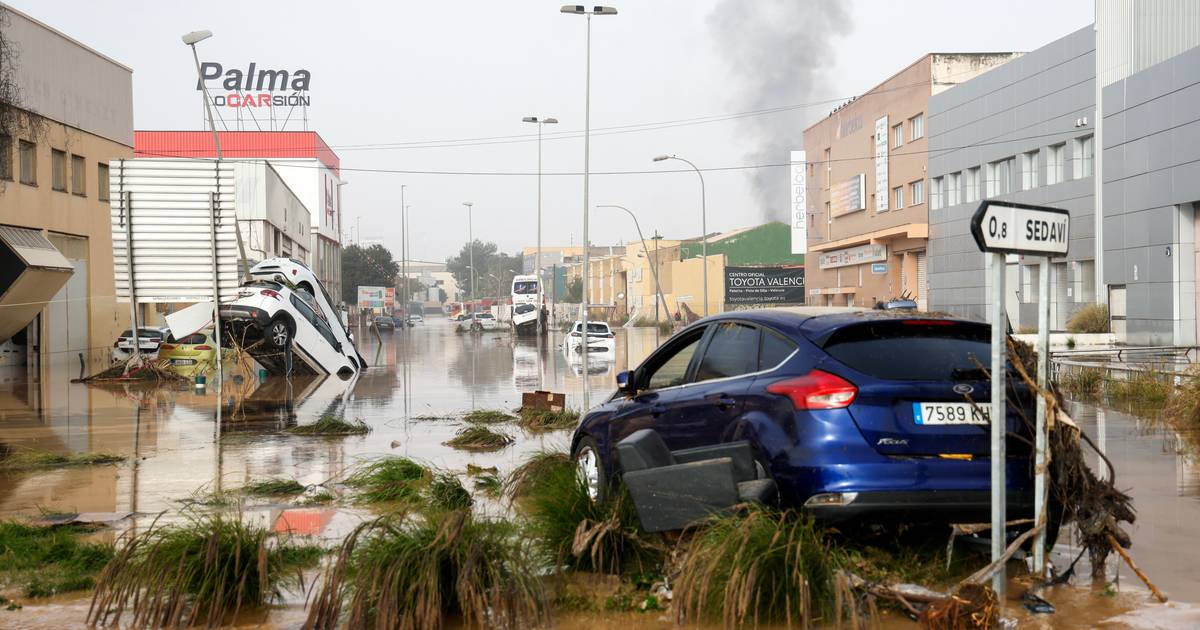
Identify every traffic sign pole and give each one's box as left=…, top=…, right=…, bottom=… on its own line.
left=989, top=252, right=1007, bottom=598
left=1033, top=257, right=1051, bottom=575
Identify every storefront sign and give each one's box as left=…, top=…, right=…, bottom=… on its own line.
left=357, top=286, right=386, bottom=310
left=874, top=116, right=889, bottom=211
left=871, top=263, right=888, bottom=274
left=724, top=266, right=806, bottom=305
left=790, top=150, right=807, bottom=255
left=198, top=62, right=312, bottom=108
left=818, top=243, right=887, bottom=270
left=831, top=174, right=865, bottom=217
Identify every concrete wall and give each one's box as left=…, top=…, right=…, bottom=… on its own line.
left=1101, top=43, right=1200, bottom=345
left=928, top=27, right=1097, bottom=327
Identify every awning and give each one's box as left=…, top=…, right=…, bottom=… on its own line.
left=0, top=225, right=75, bottom=343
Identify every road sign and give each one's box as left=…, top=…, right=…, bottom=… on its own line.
left=970, top=200, right=1070, bottom=256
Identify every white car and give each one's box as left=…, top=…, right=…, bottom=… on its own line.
left=113, top=326, right=170, bottom=362
left=219, top=280, right=360, bottom=378
left=471, top=313, right=500, bottom=330
left=408, top=313, right=424, bottom=325
left=563, top=321, right=616, bottom=355
left=247, top=258, right=365, bottom=369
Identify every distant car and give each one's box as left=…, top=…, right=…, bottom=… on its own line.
left=158, top=329, right=217, bottom=376
left=878, top=298, right=919, bottom=311
left=471, top=313, right=499, bottom=330
left=113, top=326, right=169, bottom=362
left=453, top=312, right=472, bottom=322
left=408, top=313, right=424, bottom=325
left=220, top=280, right=360, bottom=378
left=374, top=316, right=396, bottom=331
left=564, top=321, right=615, bottom=355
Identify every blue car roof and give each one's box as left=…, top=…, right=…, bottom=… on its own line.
left=693, top=307, right=987, bottom=345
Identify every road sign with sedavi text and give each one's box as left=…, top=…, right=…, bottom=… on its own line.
left=969, top=200, right=1070, bottom=256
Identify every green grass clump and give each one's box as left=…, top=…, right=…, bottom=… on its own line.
left=504, top=450, right=572, bottom=500
left=0, top=450, right=124, bottom=472
left=1165, top=367, right=1200, bottom=430
left=674, top=507, right=840, bottom=628
left=241, top=478, right=306, bottom=497
left=1108, top=368, right=1173, bottom=406
left=1057, top=367, right=1104, bottom=397
left=300, top=490, right=336, bottom=505
left=518, top=407, right=581, bottom=432
left=0, top=521, right=113, bottom=598
left=523, top=456, right=661, bottom=575
left=305, top=510, right=545, bottom=630
left=473, top=474, right=503, bottom=498
left=427, top=473, right=473, bottom=511
left=87, top=511, right=316, bottom=627
left=286, top=413, right=371, bottom=436
left=1066, top=303, right=1110, bottom=333
left=412, top=414, right=455, bottom=421
left=463, top=409, right=515, bottom=424
left=346, top=457, right=430, bottom=504
left=444, top=425, right=515, bottom=451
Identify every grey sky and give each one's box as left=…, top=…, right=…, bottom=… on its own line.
left=12, top=0, right=1092, bottom=263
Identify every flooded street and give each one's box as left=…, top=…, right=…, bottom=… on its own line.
left=2, top=319, right=1200, bottom=628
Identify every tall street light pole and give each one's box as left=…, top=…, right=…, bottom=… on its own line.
left=598, top=205, right=669, bottom=347
left=562, top=4, right=617, bottom=402
left=463, top=201, right=474, bottom=311
left=400, top=185, right=406, bottom=320
left=523, top=115, right=559, bottom=335
left=405, top=203, right=412, bottom=311
left=654, top=154, right=708, bottom=317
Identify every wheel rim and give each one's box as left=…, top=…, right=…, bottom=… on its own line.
left=271, top=323, right=288, bottom=346
left=576, top=446, right=601, bottom=501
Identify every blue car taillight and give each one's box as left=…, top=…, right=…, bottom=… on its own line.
left=766, top=370, right=858, bottom=410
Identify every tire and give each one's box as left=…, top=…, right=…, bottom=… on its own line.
left=573, top=435, right=606, bottom=503
left=267, top=317, right=292, bottom=350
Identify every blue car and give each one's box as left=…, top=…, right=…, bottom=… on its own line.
left=571, top=307, right=1041, bottom=528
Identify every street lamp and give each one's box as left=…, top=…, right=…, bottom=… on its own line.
left=400, top=185, right=407, bottom=318
left=562, top=4, right=618, bottom=400
left=523, top=115, right=559, bottom=336
left=463, top=202, right=475, bottom=310
left=654, top=154, right=708, bottom=317
left=597, top=205, right=669, bottom=346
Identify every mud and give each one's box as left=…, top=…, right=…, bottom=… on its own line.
left=0, top=320, right=1197, bottom=628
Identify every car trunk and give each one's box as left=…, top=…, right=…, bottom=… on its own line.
left=811, top=318, right=1035, bottom=457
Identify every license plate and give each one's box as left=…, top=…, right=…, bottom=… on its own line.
left=912, top=402, right=990, bottom=425
left=171, top=359, right=196, bottom=365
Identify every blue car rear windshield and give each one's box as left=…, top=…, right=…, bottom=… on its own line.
left=822, top=320, right=991, bottom=381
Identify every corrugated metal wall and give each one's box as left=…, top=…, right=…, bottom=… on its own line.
left=1098, top=0, right=1200, bottom=86
left=110, top=159, right=241, bottom=303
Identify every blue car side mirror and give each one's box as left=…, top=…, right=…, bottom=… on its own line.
left=616, top=370, right=635, bottom=393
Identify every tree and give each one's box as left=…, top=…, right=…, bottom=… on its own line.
left=341, top=244, right=399, bottom=304
left=563, top=277, right=583, bottom=303
left=446, top=240, right=523, bottom=300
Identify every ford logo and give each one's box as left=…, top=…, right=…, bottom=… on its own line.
left=953, top=383, right=974, bottom=395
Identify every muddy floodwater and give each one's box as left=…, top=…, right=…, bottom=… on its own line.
left=2, top=320, right=1200, bottom=628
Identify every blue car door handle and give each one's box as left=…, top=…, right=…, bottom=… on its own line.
left=650, top=404, right=667, bottom=417
left=706, top=393, right=736, bottom=410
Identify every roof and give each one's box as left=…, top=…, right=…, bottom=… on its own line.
left=689, top=307, right=984, bottom=343
left=134, top=131, right=340, bottom=174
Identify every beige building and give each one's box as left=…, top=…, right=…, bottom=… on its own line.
left=0, top=4, right=133, bottom=372
left=803, top=53, right=1019, bottom=309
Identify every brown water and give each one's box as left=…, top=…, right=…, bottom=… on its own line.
left=1, top=320, right=1197, bottom=628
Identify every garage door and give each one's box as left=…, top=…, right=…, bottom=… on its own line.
left=916, top=252, right=927, bottom=310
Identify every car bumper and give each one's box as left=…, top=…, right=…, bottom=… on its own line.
left=803, top=489, right=1034, bottom=524
left=219, top=305, right=271, bottom=327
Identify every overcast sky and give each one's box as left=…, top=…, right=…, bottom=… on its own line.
left=13, top=0, right=1092, bottom=263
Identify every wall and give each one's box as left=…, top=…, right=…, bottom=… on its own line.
left=928, top=27, right=1097, bottom=326
left=1097, top=0, right=1200, bottom=87
left=1101, top=43, right=1200, bottom=345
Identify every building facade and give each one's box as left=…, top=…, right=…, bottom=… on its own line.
left=927, top=28, right=1098, bottom=330
left=803, top=53, right=1019, bottom=310
left=0, top=4, right=133, bottom=371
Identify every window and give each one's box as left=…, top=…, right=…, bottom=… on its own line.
left=1072, top=134, right=1094, bottom=178
left=1021, top=264, right=1040, bottom=304
left=645, top=329, right=704, bottom=390
left=71, top=154, right=85, bottom=196
left=759, top=328, right=797, bottom=370
left=930, top=177, right=943, bottom=210
left=986, top=157, right=1013, bottom=197
left=893, top=123, right=904, bottom=148
left=948, top=172, right=961, bottom=206
left=823, top=320, right=991, bottom=381
left=694, top=322, right=759, bottom=381
left=823, top=148, right=832, bottom=187
left=51, top=149, right=66, bottom=191
left=909, top=113, right=924, bottom=141
left=1047, top=143, right=1065, bottom=185
left=1020, top=150, right=1039, bottom=190
left=911, top=179, right=925, bottom=205
left=893, top=186, right=904, bottom=209
left=965, top=166, right=980, bottom=202
left=19, top=140, right=35, bottom=185
left=0, top=136, right=10, bottom=180
left=98, top=163, right=110, bottom=201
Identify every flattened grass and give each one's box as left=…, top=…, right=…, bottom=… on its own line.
left=504, top=450, right=572, bottom=500
left=517, top=407, right=581, bottom=432
left=87, top=511, right=319, bottom=627
left=0, top=521, right=113, bottom=598
left=346, top=457, right=429, bottom=504
left=304, top=510, right=545, bottom=630
left=240, top=478, right=306, bottom=497
left=0, top=450, right=124, bottom=472
left=462, top=408, right=515, bottom=424
left=473, top=474, right=503, bottom=498
left=444, top=425, right=515, bottom=451
left=286, top=413, right=371, bottom=436
left=427, top=473, right=473, bottom=511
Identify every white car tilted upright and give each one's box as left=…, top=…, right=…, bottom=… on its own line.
left=563, top=320, right=615, bottom=356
